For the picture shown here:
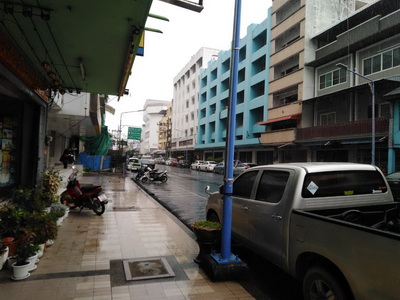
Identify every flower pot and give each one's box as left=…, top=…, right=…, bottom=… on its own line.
left=7, top=256, right=17, bottom=269
left=0, top=246, right=9, bottom=270
left=56, top=217, right=63, bottom=226
left=26, top=253, right=39, bottom=271
left=2, top=237, right=17, bottom=256
left=12, top=261, right=31, bottom=280
left=37, top=243, right=45, bottom=258
left=191, top=225, right=221, bottom=264
left=46, top=239, right=54, bottom=246
left=43, top=207, right=51, bottom=213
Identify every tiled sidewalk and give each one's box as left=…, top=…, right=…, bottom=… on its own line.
left=0, top=174, right=254, bottom=300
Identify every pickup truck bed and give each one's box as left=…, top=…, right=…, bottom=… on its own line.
left=291, top=203, right=400, bottom=299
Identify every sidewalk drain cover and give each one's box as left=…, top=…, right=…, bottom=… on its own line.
left=112, top=206, right=140, bottom=211
left=123, top=257, right=175, bottom=281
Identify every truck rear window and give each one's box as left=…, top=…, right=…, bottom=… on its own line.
left=302, top=170, right=387, bottom=198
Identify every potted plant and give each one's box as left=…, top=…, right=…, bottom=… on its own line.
left=50, top=203, right=66, bottom=226
left=26, top=212, right=58, bottom=257
left=0, top=207, right=28, bottom=256
left=42, top=169, right=62, bottom=209
left=191, top=220, right=221, bottom=264
left=12, top=187, right=45, bottom=213
left=12, top=236, right=39, bottom=280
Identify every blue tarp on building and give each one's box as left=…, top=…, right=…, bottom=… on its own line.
left=79, top=153, right=110, bottom=171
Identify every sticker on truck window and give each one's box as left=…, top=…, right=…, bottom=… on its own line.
left=372, top=189, right=383, bottom=193
left=307, top=181, right=319, bottom=195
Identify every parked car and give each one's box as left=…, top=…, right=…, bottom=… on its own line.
left=191, top=160, right=204, bottom=170
left=170, top=158, right=179, bottom=166
left=213, top=162, right=225, bottom=174
left=177, top=160, right=190, bottom=168
left=213, top=160, right=241, bottom=175
left=233, top=162, right=258, bottom=176
left=386, top=172, right=400, bottom=201
left=127, top=157, right=141, bottom=172
left=199, top=161, right=217, bottom=172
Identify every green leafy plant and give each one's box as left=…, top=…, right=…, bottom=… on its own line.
left=192, top=220, right=222, bottom=230
left=42, top=169, right=62, bottom=206
left=15, top=237, right=39, bottom=266
left=0, top=207, right=28, bottom=238
left=26, top=212, right=58, bottom=244
left=50, top=203, right=66, bottom=218
left=12, top=188, right=45, bottom=212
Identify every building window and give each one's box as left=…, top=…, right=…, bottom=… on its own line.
left=191, top=96, right=195, bottom=105
left=191, top=112, right=194, bottom=120
left=185, top=114, right=189, bottom=122
left=190, top=128, right=194, bottom=136
left=380, top=103, right=391, bottom=118
left=364, top=47, right=400, bottom=76
left=320, top=112, right=336, bottom=125
left=186, top=100, right=189, bottom=108
left=319, top=68, right=346, bottom=90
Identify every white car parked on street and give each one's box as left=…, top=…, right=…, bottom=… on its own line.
left=199, top=161, right=217, bottom=172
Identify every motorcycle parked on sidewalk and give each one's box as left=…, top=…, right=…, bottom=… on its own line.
left=60, top=167, right=108, bottom=215
left=140, top=167, right=168, bottom=183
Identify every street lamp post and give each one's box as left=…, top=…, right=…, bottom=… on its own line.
left=336, top=63, right=375, bottom=165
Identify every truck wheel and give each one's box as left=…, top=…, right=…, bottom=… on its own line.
left=207, top=212, right=220, bottom=223
left=303, top=267, right=349, bottom=300
left=141, top=177, right=148, bottom=183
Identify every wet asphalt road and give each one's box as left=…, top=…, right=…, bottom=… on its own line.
left=129, top=164, right=303, bottom=300
left=130, top=164, right=222, bottom=229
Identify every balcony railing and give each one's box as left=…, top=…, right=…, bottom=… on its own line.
left=296, top=117, right=389, bottom=141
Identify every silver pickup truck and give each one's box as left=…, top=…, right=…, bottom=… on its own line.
left=206, top=162, right=400, bottom=300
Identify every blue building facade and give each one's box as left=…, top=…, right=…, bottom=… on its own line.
left=196, top=8, right=272, bottom=163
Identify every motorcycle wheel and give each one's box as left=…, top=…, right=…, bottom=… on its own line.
left=141, top=177, right=148, bottom=183
left=60, top=193, right=74, bottom=207
left=160, top=175, right=168, bottom=183
left=92, top=199, right=105, bottom=215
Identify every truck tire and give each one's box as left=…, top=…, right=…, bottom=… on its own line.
left=303, top=266, right=349, bottom=300
left=207, top=211, right=220, bottom=223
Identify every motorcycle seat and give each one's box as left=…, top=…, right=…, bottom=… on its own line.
left=81, top=185, right=102, bottom=192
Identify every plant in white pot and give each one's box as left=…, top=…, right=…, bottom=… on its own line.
left=12, top=239, right=39, bottom=280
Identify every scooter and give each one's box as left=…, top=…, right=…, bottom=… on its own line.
left=140, top=168, right=168, bottom=183
left=60, top=167, right=108, bottom=215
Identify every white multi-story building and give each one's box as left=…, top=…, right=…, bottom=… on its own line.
left=171, top=47, right=220, bottom=161
left=140, top=99, right=170, bottom=155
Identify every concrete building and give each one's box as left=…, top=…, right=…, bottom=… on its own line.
left=196, top=11, right=272, bottom=163
left=260, top=0, right=374, bottom=163
left=299, top=0, right=400, bottom=172
left=46, top=93, right=106, bottom=167
left=158, top=102, right=172, bottom=157
left=171, top=47, right=220, bottom=161
left=140, top=99, right=170, bottom=155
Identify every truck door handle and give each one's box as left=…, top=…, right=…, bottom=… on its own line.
left=241, top=206, right=249, bottom=210
left=272, top=214, right=282, bottom=221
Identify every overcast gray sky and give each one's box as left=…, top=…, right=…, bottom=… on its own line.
left=106, top=0, right=272, bottom=135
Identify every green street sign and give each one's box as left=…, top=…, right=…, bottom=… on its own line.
left=128, top=127, right=142, bottom=140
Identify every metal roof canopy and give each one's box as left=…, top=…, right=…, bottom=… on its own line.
left=0, top=0, right=152, bottom=97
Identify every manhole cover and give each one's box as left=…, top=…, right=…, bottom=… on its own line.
left=123, top=257, right=175, bottom=281
left=112, top=206, right=140, bottom=211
